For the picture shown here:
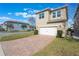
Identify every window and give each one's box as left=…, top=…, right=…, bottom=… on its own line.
left=39, top=13, right=44, bottom=19
left=52, top=11, right=56, bottom=18
left=52, top=10, right=61, bottom=18
left=41, top=13, right=44, bottom=18
left=57, top=10, right=61, bottom=17
left=39, top=14, right=41, bottom=19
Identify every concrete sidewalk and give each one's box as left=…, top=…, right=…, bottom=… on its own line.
left=0, top=43, right=5, bottom=56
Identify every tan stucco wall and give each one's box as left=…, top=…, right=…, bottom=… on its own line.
left=36, top=10, right=50, bottom=29
left=49, top=7, right=67, bottom=21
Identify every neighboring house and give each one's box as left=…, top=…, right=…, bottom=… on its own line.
left=2, top=21, right=30, bottom=31
left=73, top=4, right=79, bottom=39
left=35, top=6, right=68, bottom=37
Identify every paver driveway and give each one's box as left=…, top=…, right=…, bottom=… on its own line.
left=1, top=35, right=54, bottom=56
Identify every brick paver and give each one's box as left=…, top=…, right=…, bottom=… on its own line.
left=1, top=35, right=54, bottom=56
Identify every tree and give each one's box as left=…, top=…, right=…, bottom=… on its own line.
left=21, top=24, right=27, bottom=30
left=5, top=23, right=14, bottom=31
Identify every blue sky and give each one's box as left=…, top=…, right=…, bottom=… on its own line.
left=0, top=3, right=77, bottom=27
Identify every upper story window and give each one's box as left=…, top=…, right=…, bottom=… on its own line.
left=39, top=14, right=41, bottom=19
left=41, top=13, right=44, bottom=18
left=39, top=13, right=44, bottom=19
left=57, top=10, right=61, bottom=17
left=52, top=10, right=61, bottom=18
left=52, top=11, right=56, bottom=18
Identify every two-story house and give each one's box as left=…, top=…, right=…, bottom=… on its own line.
left=35, top=6, right=68, bottom=37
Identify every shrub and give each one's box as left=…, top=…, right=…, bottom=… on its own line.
left=34, top=30, right=38, bottom=35
left=56, top=30, right=63, bottom=38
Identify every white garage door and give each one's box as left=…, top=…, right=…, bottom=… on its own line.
left=39, top=27, right=57, bottom=36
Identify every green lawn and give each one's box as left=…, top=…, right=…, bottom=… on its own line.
left=33, top=37, right=79, bottom=56
left=0, top=31, right=34, bottom=42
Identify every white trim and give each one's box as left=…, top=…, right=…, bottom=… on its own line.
left=39, top=26, right=57, bottom=28
left=39, top=25, right=58, bottom=28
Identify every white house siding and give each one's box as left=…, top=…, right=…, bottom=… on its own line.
left=13, top=24, right=22, bottom=30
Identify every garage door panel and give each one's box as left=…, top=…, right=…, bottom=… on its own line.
left=39, top=27, right=57, bottom=36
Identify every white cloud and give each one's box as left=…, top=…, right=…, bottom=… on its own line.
left=0, top=16, right=14, bottom=24
left=24, top=8, right=27, bottom=11
left=22, top=14, right=36, bottom=18
left=0, top=17, right=19, bottom=23
left=24, top=8, right=40, bottom=13
left=51, top=8, right=54, bottom=10
left=0, top=17, right=11, bottom=20
left=15, top=8, right=39, bottom=18
left=15, top=12, right=27, bottom=16
left=33, top=10, right=40, bottom=13
left=15, top=12, right=36, bottom=18
left=15, top=12, right=28, bottom=18
left=24, top=8, right=29, bottom=11
left=8, top=13, right=12, bottom=15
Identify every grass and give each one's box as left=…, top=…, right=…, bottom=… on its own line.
left=0, top=31, right=34, bottom=42
left=33, top=37, right=79, bottom=56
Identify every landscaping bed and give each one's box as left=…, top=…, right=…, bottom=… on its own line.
left=33, top=37, right=79, bottom=56
left=0, top=31, right=34, bottom=42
